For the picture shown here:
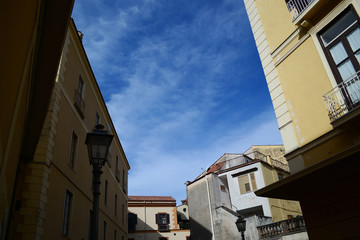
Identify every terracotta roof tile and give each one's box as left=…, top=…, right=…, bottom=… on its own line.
left=128, top=196, right=176, bottom=202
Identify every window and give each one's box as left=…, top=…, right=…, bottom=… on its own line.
left=114, top=230, right=117, bottom=240
left=115, top=156, right=120, bottom=182
left=238, top=173, right=257, bottom=194
left=220, top=185, right=226, bottom=192
left=103, top=221, right=107, bottom=240
left=114, top=194, right=117, bottom=216
left=159, top=238, right=168, bottom=240
left=278, top=172, right=285, bottom=180
left=104, top=180, right=108, bottom=205
left=250, top=172, right=257, bottom=191
left=74, top=75, right=85, bottom=118
left=96, top=112, right=101, bottom=125
left=128, top=213, right=137, bottom=231
left=62, top=190, right=73, bottom=236
left=122, top=204, right=124, bottom=224
left=156, top=213, right=170, bottom=231
left=69, top=131, right=78, bottom=169
left=78, top=75, right=84, bottom=96
left=319, top=6, right=360, bottom=103
left=122, top=169, right=126, bottom=193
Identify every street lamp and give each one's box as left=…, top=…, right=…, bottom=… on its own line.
left=85, top=124, right=113, bottom=240
left=235, top=215, right=246, bottom=240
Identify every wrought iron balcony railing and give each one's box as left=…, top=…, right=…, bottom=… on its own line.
left=323, top=72, right=360, bottom=122
left=158, top=224, right=169, bottom=232
left=258, top=216, right=306, bottom=239
left=286, top=0, right=314, bottom=20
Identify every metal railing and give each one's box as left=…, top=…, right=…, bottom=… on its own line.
left=258, top=216, right=306, bottom=239
left=286, top=0, right=314, bottom=20
left=323, top=72, right=360, bottom=122
left=252, top=151, right=290, bottom=172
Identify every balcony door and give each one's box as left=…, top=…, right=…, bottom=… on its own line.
left=319, top=6, right=360, bottom=105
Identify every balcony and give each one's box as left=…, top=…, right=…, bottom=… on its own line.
left=323, top=72, right=360, bottom=123
left=158, top=224, right=169, bottom=232
left=286, top=0, right=331, bottom=25
left=258, top=216, right=306, bottom=239
left=286, top=0, right=314, bottom=20
left=74, top=89, right=85, bottom=119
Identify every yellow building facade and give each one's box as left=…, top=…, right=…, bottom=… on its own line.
left=6, top=19, right=130, bottom=240
left=0, top=1, right=74, bottom=239
left=243, top=0, right=360, bottom=238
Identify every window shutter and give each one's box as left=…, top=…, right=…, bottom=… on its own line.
left=250, top=172, right=257, bottom=191
left=166, top=214, right=170, bottom=224
left=155, top=214, right=159, bottom=224
left=238, top=175, right=250, bottom=194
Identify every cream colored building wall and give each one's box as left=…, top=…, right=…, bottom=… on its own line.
left=243, top=0, right=300, bottom=156
left=129, top=206, right=178, bottom=230
left=36, top=21, right=129, bottom=240
left=129, top=204, right=190, bottom=240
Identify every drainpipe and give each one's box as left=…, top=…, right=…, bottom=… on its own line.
left=206, top=175, right=215, bottom=240
left=144, top=201, right=147, bottom=240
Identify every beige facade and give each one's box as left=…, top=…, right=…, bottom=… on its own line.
left=128, top=196, right=190, bottom=240
left=243, top=0, right=360, bottom=239
left=5, top=19, right=130, bottom=240
left=0, top=1, right=74, bottom=239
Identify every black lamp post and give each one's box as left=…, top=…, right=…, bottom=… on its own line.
left=235, top=215, right=246, bottom=240
left=85, top=124, right=113, bottom=240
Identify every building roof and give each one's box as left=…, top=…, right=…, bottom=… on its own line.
left=128, top=196, right=176, bottom=202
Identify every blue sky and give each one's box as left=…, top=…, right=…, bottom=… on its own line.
left=72, top=0, right=282, bottom=204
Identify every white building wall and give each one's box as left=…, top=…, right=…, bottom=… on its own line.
left=221, top=162, right=272, bottom=217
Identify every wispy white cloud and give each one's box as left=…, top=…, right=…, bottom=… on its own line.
left=73, top=0, right=281, bottom=203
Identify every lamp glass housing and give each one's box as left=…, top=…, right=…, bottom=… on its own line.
left=85, top=125, right=113, bottom=166
left=236, top=217, right=246, bottom=232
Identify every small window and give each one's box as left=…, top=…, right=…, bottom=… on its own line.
left=96, top=112, right=101, bottom=125
left=114, top=194, right=117, bottom=216
left=159, top=238, right=168, bottom=240
left=62, top=190, right=73, bottom=236
left=122, top=170, right=126, bottom=193
left=75, top=75, right=85, bottom=118
left=183, top=208, right=186, bottom=213
left=238, top=175, right=251, bottom=194
left=244, top=183, right=251, bottom=192
left=250, top=172, right=257, bottom=191
left=104, top=180, right=108, bottom=205
left=220, top=185, right=226, bottom=192
left=122, top=204, right=124, bottom=224
left=103, top=221, right=107, bottom=240
left=278, top=173, right=285, bottom=180
left=69, top=131, right=78, bottom=169
left=156, top=213, right=170, bottom=231
left=78, top=75, right=84, bottom=96
left=114, top=230, right=117, bottom=240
